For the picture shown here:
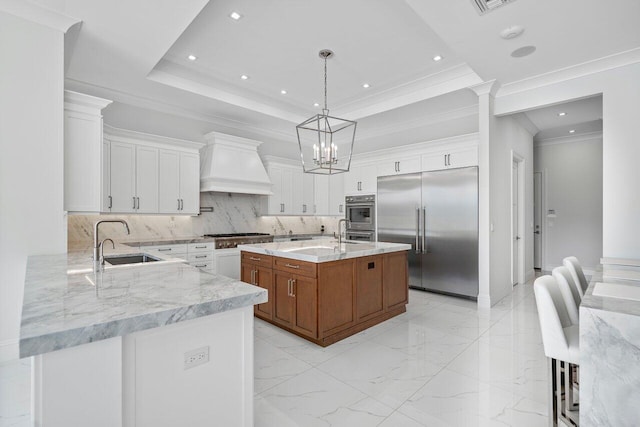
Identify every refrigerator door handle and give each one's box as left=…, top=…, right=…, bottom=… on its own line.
left=422, top=207, right=427, bottom=254
left=415, top=207, right=420, bottom=253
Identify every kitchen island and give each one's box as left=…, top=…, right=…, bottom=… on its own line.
left=239, top=239, right=411, bottom=346
left=20, top=247, right=266, bottom=427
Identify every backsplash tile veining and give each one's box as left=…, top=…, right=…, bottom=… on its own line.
left=68, top=192, right=339, bottom=250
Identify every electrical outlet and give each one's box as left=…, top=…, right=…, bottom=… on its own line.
left=184, top=346, right=209, bottom=370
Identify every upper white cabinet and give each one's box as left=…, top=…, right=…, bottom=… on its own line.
left=313, top=174, right=330, bottom=215
left=376, top=156, right=421, bottom=178
left=64, top=91, right=112, bottom=212
left=329, top=174, right=345, bottom=216
left=421, top=145, right=478, bottom=171
left=262, top=158, right=319, bottom=216
left=158, top=150, right=200, bottom=215
left=291, top=169, right=314, bottom=215
left=344, top=164, right=377, bottom=195
left=64, top=91, right=203, bottom=214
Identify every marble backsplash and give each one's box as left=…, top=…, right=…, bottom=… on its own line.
left=68, top=192, right=340, bottom=249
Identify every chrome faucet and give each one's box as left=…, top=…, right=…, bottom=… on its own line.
left=337, top=218, right=350, bottom=245
left=93, top=220, right=130, bottom=270
left=99, top=238, right=115, bottom=267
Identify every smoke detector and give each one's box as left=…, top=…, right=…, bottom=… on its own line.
left=470, top=0, right=517, bottom=15
left=500, top=25, right=524, bottom=40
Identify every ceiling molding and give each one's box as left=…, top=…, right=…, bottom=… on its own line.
left=534, top=130, right=603, bottom=148
left=356, top=104, right=478, bottom=141
left=147, top=68, right=307, bottom=124
left=498, top=47, right=640, bottom=98
left=0, top=0, right=79, bottom=33
left=65, top=78, right=295, bottom=144
left=469, top=79, right=500, bottom=97
left=104, top=124, right=204, bottom=150
left=511, top=113, right=539, bottom=136
left=334, top=64, right=483, bottom=120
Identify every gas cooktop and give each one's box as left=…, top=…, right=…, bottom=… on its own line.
left=203, top=233, right=273, bottom=249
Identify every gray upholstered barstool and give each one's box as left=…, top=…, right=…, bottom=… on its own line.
left=534, top=275, right=580, bottom=426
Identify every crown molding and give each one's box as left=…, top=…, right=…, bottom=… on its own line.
left=534, top=130, right=602, bottom=148
left=498, top=47, right=640, bottom=98
left=0, top=0, right=79, bottom=32
left=104, top=124, right=204, bottom=150
left=469, top=79, right=500, bottom=97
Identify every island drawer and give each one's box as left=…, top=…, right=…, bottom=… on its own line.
left=273, top=257, right=317, bottom=278
left=188, top=252, right=213, bottom=262
left=144, top=243, right=188, bottom=255
left=241, top=252, right=273, bottom=269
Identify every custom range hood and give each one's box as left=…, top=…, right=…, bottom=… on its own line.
left=200, top=132, right=273, bottom=195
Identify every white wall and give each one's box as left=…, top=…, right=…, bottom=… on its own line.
left=0, top=12, right=67, bottom=361
left=495, top=62, right=640, bottom=260
left=534, top=134, right=603, bottom=271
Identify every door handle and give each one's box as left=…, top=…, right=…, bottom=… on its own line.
left=303, top=204, right=307, bottom=213
left=534, top=231, right=540, bottom=235
left=108, top=195, right=112, bottom=209
left=250, top=270, right=255, bottom=284
left=422, top=207, right=427, bottom=254
left=177, top=198, right=181, bottom=210
left=291, top=279, right=296, bottom=297
left=133, top=197, right=136, bottom=209
left=415, top=207, right=420, bottom=252
left=287, top=278, right=292, bottom=296
left=181, top=199, right=184, bottom=211
left=137, top=197, right=140, bottom=210
left=448, top=154, right=451, bottom=166
left=515, top=236, right=521, bottom=240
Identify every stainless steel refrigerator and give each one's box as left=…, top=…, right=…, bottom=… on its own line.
left=377, top=167, right=478, bottom=299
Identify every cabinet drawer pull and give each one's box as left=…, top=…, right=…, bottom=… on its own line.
left=195, top=264, right=207, bottom=268
left=158, top=248, right=172, bottom=252
left=108, top=195, right=112, bottom=209
left=195, top=245, right=207, bottom=249
left=195, top=255, right=207, bottom=259
left=291, top=279, right=296, bottom=297
left=133, top=197, right=137, bottom=209
left=284, top=263, right=300, bottom=269
left=249, top=256, right=261, bottom=261
left=287, top=278, right=292, bottom=296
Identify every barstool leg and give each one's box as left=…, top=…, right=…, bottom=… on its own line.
left=549, top=358, right=558, bottom=427
left=566, top=363, right=579, bottom=411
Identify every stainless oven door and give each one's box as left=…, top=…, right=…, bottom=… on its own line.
left=346, top=203, right=375, bottom=231
left=346, top=230, right=375, bottom=242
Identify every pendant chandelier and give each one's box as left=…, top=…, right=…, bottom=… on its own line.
left=296, top=49, right=356, bottom=175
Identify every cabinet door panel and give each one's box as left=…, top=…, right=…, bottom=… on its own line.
left=269, top=167, right=283, bottom=214
left=135, top=146, right=159, bottom=213
left=179, top=153, right=200, bottom=214
left=302, top=173, right=315, bottom=215
left=255, top=267, right=273, bottom=319
left=449, top=147, right=478, bottom=168
left=344, top=167, right=360, bottom=195
left=314, top=175, right=329, bottom=215
left=159, top=150, right=180, bottom=213
left=360, top=164, right=378, bottom=194
left=109, top=142, right=136, bottom=212
left=384, top=252, right=408, bottom=310
left=292, top=275, right=317, bottom=338
left=102, top=140, right=111, bottom=211
left=273, top=273, right=294, bottom=327
left=329, top=174, right=345, bottom=216
left=318, top=260, right=354, bottom=336
left=281, top=168, right=293, bottom=214
left=356, top=256, right=384, bottom=321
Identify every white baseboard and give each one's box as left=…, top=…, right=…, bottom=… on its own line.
left=0, top=339, right=18, bottom=363
left=477, top=293, right=491, bottom=309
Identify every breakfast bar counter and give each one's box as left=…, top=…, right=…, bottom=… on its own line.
left=580, top=262, right=640, bottom=427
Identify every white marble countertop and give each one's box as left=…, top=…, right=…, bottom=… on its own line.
left=581, top=271, right=640, bottom=317
left=238, top=238, right=411, bottom=263
left=19, top=247, right=267, bottom=358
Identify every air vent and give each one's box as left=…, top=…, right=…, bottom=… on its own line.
left=470, top=0, right=517, bottom=15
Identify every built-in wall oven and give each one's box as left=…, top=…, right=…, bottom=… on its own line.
left=345, top=195, right=375, bottom=241
left=345, top=195, right=375, bottom=231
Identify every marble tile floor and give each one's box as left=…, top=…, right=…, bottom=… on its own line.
left=1, top=279, right=570, bottom=426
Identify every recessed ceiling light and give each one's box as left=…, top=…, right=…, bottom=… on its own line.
left=569, top=129, right=576, bottom=134
left=432, top=55, right=443, bottom=62
left=280, top=90, right=287, bottom=95
left=511, top=45, right=536, bottom=58
left=558, top=112, right=567, bottom=116
left=313, top=102, right=320, bottom=107
left=362, top=83, right=370, bottom=89
left=187, top=54, right=197, bottom=61
left=229, top=11, right=242, bottom=20
left=240, top=75, right=249, bottom=80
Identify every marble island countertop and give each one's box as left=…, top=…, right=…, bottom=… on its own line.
left=19, top=247, right=267, bottom=358
left=238, top=238, right=411, bottom=263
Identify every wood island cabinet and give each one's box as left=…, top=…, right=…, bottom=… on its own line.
left=242, top=250, right=408, bottom=346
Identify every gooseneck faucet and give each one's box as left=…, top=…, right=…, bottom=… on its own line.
left=337, top=218, right=350, bottom=245
left=93, top=220, right=130, bottom=270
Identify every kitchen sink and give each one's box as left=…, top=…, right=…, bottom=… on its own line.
left=104, top=253, right=161, bottom=265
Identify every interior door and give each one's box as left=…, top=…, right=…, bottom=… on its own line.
left=512, top=161, right=519, bottom=285
left=534, top=172, right=542, bottom=269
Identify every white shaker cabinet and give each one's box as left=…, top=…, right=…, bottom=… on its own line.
left=108, top=142, right=158, bottom=213
left=263, top=165, right=294, bottom=215
left=344, top=164, right=377, bottom=195
left=159, top=150, right=200, bottom=215
left=329, top=174, right=345, bottom=216
left=63, top=91, right=112, bottom=212
left=377, top=156, right=421, bottom=178
left=314, top=174, right=330, bottom=215
left=421, top=146, right=478, bottom=171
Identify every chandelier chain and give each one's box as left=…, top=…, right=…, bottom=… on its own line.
left=324, top=55, right=328, bottom=110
